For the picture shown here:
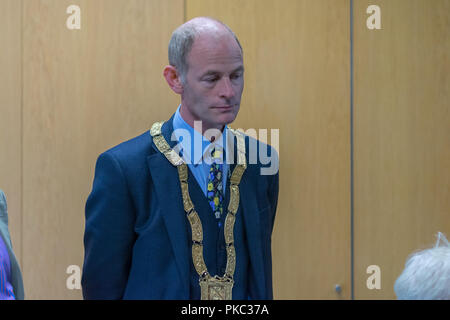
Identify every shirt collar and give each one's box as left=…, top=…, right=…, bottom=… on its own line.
left=172, top=105, right=228, bottom=166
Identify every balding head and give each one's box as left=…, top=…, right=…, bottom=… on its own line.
left=168, top=17, right=243, bottom=84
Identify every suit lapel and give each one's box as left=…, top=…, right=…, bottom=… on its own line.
left=146, top=116, right=190, bottom=297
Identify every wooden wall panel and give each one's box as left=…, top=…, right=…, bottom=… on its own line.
left=0, top=0, right=22, bottom=267
left=187, top=0, right=351, bottom=299
left=354, top=0, right=450, bottom=299
left=8, top=0, right=446, bottom=301
left=22, top=0, right=183, bottom=299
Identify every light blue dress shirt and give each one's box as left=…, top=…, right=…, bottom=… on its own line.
left=172, top=105, right=229, bottom=197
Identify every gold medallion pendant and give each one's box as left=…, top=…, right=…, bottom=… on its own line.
left=150, top=121, right=247, bottom=300
left=200, top=275, right=234, bottom=300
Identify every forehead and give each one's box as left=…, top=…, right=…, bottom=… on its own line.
left=187, top=33, right=243, bottom=73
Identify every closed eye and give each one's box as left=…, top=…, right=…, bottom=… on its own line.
left=231, top=73, right=242, bottom=80
left=203, top=76, right=219, bottom=83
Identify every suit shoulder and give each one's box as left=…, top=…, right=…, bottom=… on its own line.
left=232, top=129, right=279, bottom=176
left=91, top=131, right=154, bottom=188
left=231, top=130, right=277, bottom=154
left=102, top=131, right=153, bottom=162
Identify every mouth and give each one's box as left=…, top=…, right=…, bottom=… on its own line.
left=213, top=105, right=234, bottom=110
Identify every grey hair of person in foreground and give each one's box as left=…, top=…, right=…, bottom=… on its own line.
left=394, top=232, right=450, bottom=300
left=168, top=16, right=243, bottom=85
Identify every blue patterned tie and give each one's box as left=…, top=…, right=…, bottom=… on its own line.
left=207, top=147, right=224, bottom=219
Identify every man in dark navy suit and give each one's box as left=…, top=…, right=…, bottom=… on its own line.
left=82, top=17, right=279, bottom=300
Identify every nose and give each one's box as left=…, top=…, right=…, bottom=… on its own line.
left=218, top=77, right=234, bottom=100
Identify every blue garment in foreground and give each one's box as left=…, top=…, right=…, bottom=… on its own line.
left=0, top=235, right=15, bottom=300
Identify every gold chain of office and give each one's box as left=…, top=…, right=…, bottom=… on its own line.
left=150, top=121, right=247, bottom=300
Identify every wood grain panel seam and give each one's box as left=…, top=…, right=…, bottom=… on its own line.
left=20, top=0, right=24, bottom=273
left=350, top=0, right=354, bottom=301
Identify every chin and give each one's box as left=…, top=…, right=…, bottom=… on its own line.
left=207, top=107, right=239, bottom=128
left=221, top=113, right=238, bottom=126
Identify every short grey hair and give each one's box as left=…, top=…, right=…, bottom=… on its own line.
left=168, top=17, right=243, bottom=84
left=394, top=232, right=450, bottom=300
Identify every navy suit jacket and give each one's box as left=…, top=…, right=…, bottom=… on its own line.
left=82, top=115, right=279, bottom=299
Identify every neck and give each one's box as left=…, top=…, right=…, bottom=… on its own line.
left=179, top=103, right=225, bottom=142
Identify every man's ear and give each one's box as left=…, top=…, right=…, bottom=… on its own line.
left=163, top=65, right=184, bottom=94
